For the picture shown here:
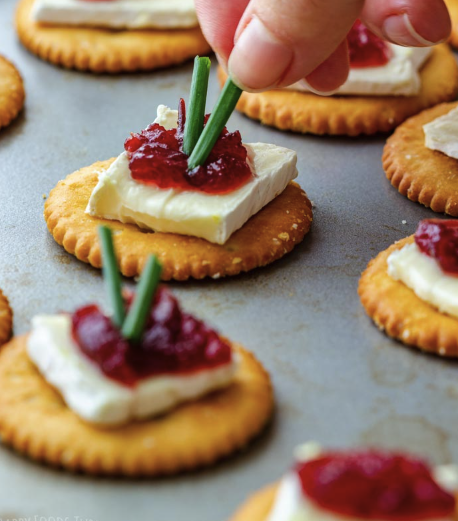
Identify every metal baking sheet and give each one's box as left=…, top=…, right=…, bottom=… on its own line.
left=1, top=1, right=458, bottom=519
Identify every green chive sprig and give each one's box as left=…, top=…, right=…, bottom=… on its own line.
left=122, top=255, right=163, bottom=342
left=183, top=56, right=211, bottom=156
left=187, top=78, right=242, bottom=170
left=98, top=225, right=163, bottom=342
left=99, top=226, right=125, bottom=328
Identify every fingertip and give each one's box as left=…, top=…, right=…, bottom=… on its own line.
left=228, top=16, right=293, bottom=91
left=299, top=41, right=350, bottom=95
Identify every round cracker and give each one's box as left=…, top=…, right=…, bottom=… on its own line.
left=383, top=101, right=458, bottom=216
left=358, top=236, right=458, bottom=357
left=446, top=0, right=458, bottom=48
left=44, top=160, right=313, bottom=281
left=218, top=45, right=458, bottom=136
left=0, top=55, right=25, bottom=130
left=229, top=484, right=277, bottom=521
left=0, top=290, right=13, bottom=347
left=0, top=337, right=273, bottom=476
left=16, top=0, right=211, bottom=73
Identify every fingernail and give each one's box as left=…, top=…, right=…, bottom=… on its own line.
left=383, top=13, right=439, bottom=46
left=298, top=79, right=340, bottom=97
left=228, top=16, right=293, bottom=92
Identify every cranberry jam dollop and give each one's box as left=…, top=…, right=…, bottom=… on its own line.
left=71, top=286, right=233, bottom=387
left=124, top=99, right=253, bottom=195
left=348, top=20, right=392, bottom=68
left=296, top=450, right=455, bottom=521
left=415, top=219, right=458, bottom=277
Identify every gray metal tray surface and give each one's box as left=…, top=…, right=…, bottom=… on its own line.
left=1, top=1, right=458, bottom=519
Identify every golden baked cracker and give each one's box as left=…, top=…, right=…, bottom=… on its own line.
left=229, top=480, right=458, bottom=521
left=446, top=0, right=458, bottom=48
left=16, top=0, right=211, bottom=73
left=359, top=236, right=458, bottom=357
left=218, top=45, right=458, bottom=136
left=0, top=337, right=273, bottom=476
left=0, top=290, right=13, bottom=347
left=383, top=101, right=458, bottom=216
left=229, top=484, right=278, bottom=521
left=0, top=55, right=25, bottom=130
left=44, top=160, right=313, bottom=280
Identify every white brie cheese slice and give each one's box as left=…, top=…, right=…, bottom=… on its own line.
left=86, top=106, right=298, bottom=245
left=387, top=242, right=458, bottom=319
left=32, top=0, right=198, bottom=30
left=424, top=106, right=458, bottom=160
left=27, top=314, right=237, bottom=426
left=290, top=45, right=431, bottom=97
left=267, top=442, right=458, bottom=521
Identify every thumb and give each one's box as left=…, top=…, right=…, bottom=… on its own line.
left=228, top=0, right=364, bottom=92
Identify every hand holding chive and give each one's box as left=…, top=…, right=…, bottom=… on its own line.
left=98, top=225, right=162, bottom=342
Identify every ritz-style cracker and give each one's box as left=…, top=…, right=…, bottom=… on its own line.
left=359, top=237, right=458, bottom=357
left=0, top=290, right=13, bottom=346
left=229, top=485, right=278, bottom=521
left=44, top=160, right=313, bottom=280
left=0, top=340, right=273, bottom=476
left=0, top=55, right=25, bottom=130
left=16, top=0, right=211, bottom=73
left=383, top=102, right=458, bottom=216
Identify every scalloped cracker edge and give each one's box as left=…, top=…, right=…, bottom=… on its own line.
left=16, top=0, right=211, bottom=73
left=383, top=101, right=458, bottom=216
left=44, top=159, right=313, bottom=281
left=0, top=290, right=13, bottom=347
left=0, top=339, right=273, bottom=476
left=0, top=55, right=25, bottom=130
left=359, top=236, right=458, bottom=357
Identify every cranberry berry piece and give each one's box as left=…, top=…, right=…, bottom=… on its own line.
left=348, top=20, right=392, bottom=68
left=72, top=287, right=232, bottom=387
left=297, top=450, right=455, bottom=521
left=72, top=305, right=136, bottom=387
left=125, top=99, right=253, bottom=195
left=415, top=219, right=458, bottom=276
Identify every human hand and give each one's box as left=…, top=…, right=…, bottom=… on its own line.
left=195, top=0, right=451, bottom=93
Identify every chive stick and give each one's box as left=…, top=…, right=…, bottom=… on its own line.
left=183, top=56, right=211, bottom=156
left=99, top=226, right=125, bottom=329
left=187, top=78, right=242, bottom=170
left=122, top=256, right=162, bottom=342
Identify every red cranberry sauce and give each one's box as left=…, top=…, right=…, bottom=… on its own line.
left=348, top=20, right=392, bottom=68
left=71, top=287, right=233, bottom=387
left=296, top=450, right=455, bottom=521
left=124, top=99, right=253, bottom=195
left=415, top=219, right=458, bottom=277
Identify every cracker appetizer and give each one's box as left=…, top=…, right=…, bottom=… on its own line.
left=0, top=55, right=25, bottom=130
left=0, top=228, right=273, bottom=475
left=384, top=101, right=458, bottom=216
left=230, top=442, right=458, bottom=521
left=359, top=219, right=458, bottom=357
left=16, top=0, right=210, bottom=72
left=219, top=21, right=458, bottom=136
left=45, top=58, right=313, bottom=280
left=446, top=0, right=458, bottom=49
left=0, top=289, right=13, bottom=346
